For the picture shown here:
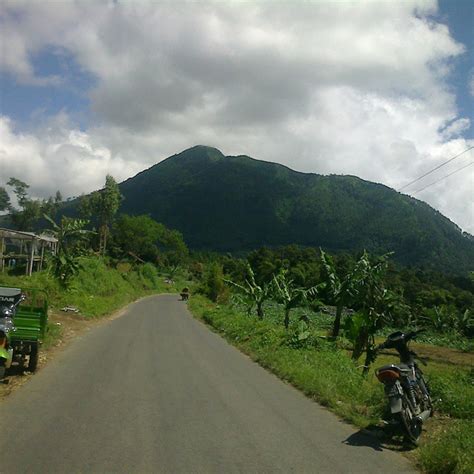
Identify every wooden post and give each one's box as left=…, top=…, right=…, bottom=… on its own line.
left=0, top=237, right=4, bottom=273
left=39, top=241, right=45, bottom=271
left=28, top=239, right=35, bottom=276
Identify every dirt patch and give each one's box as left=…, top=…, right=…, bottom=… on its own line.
left=375, top=341, right=473, bottom=369
left=410, top=342, right=473, bottom=368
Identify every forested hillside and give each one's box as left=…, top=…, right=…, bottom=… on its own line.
left=118, top=146, right=473, bottom=274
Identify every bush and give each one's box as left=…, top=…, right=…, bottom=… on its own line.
left=139, top=263, right=159, bottom=288
left=197, top=262, right=229, bottom=303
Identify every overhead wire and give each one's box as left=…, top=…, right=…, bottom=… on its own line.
left=398, top=145, right=474, bottom=191
left=411, top=160, right=474, bottom=194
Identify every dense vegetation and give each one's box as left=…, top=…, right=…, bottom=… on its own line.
left=114, top=145, right=474, bottom=274
left=193, top=246, right=472, bottom=346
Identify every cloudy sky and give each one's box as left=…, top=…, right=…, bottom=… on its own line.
left=1, top=0, right=473, bottom=233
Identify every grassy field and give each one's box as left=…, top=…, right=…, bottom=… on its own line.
left=189, top=295, right=473, bottom=474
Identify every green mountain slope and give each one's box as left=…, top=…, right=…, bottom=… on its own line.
left=118, top=146, right=473, bottom=273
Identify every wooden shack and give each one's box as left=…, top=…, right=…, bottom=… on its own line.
left=0, top=228, right=58, bottom=276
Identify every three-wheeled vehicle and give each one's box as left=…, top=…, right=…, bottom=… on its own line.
left=0, top=287, right=48, bottom=380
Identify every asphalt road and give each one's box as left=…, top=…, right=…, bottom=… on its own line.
left=0, top=295, right=415, bottom=473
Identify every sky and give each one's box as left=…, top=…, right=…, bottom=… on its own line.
left=0, top=0, right=473, bottom=233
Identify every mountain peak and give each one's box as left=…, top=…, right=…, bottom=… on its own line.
left=173, top=145, right=225, bottom=162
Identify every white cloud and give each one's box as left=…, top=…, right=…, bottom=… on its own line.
left=0, top=116, right=142, bottom=199
left=0, top=0, right=473, bottom=233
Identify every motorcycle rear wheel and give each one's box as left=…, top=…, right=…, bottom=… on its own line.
left=27, top=343, right=39, bottom=372
left=397, top=397, right=422, bottom=446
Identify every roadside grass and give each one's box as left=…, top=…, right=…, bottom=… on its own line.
left=189, top=295, right=474, bottom=474
left=418, top=420, right=474, bottom=474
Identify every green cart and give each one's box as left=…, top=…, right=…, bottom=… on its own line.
left=0, top=287, right=48, bottom=377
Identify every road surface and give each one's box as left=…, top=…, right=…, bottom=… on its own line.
left=0, top=295, right=415, bottom=473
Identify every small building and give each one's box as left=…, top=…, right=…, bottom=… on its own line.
left=0, top=228, right=58, bottom=276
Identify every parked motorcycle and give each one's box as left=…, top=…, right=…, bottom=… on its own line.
left=0, top=288, right=25, bottom=380
left=375, top=329, right=433, bottom=445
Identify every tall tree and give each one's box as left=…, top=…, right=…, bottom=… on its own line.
left=80, top=175, right=122, bottom=254
left=5, top=178, right=63, bottom=231
left=7, top=177, right=41, bottom=230
left=0, top=186, right=11, bottom=212
left=7, top=178, right=29, bottom=206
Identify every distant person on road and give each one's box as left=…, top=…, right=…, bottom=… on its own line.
left=180, top=288, right=190, bottom=301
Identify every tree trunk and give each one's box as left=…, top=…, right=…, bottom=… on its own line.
left=362, top=345, right=376, bottom=376
left=99, top=224, right=108, bottom=255
left=332, top=303, right=343, bottom=338
left=351, top=328, right=368, bottom=361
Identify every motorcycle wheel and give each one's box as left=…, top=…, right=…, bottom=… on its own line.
left=27, top=343, right=38, bottom=372
left=417, top=374, right=434, bottom=416
left=397, top=396, right=422, bottom=446
left=0, top=359, right=5, bottom=380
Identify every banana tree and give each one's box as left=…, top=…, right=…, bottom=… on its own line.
left=320, top=249, right=367, bottom=338
left=272, top=269, right=319, bottom=329
left=225, top=264, right=271, bottom=318
left=342, top=252, right=394, bottom=374
left=44, top=215, right=94, bottom=284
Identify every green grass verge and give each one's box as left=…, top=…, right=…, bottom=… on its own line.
left=419, top=420, right=474, bottom=474
left=189, top=295, right=474, bottom=474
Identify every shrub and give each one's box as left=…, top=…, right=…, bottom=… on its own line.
left=197, top=262, right=229, bottom=303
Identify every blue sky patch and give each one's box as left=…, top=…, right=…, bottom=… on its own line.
left=0, top=47, right=96, bottom=131
left=438, top=0, right=474, bottom=138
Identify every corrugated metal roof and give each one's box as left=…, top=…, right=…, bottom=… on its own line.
left=0, top=228, right=58, bottom=243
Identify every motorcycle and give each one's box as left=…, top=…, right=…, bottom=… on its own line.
left=0, top=288, right=25, bottom=380
left=375, top=329, right=433, bottom=445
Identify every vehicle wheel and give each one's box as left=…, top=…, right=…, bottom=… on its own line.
left=28, top=343, right=39, bottom=372
left=397, top=397, right=422, bottom=446
left=0, top=359, right=5, bottom=379
left=418, top=376, right=434, bottom=416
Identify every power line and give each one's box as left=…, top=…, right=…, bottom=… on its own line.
left=398, top=145, right=474, bottom=191
left=411, top=161, right=474, bottom=194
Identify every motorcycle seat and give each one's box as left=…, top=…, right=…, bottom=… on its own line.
left=0, top=288, right=23, bottom=306
left=377, top=363, right=411, bottom=375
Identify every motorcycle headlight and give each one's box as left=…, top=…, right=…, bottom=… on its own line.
left=1, top=308, right=13, bottom=318
left=0, top=318, right=14, bottom=334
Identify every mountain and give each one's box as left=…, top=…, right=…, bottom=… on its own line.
left=116, top=145, right=473, bottom=274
